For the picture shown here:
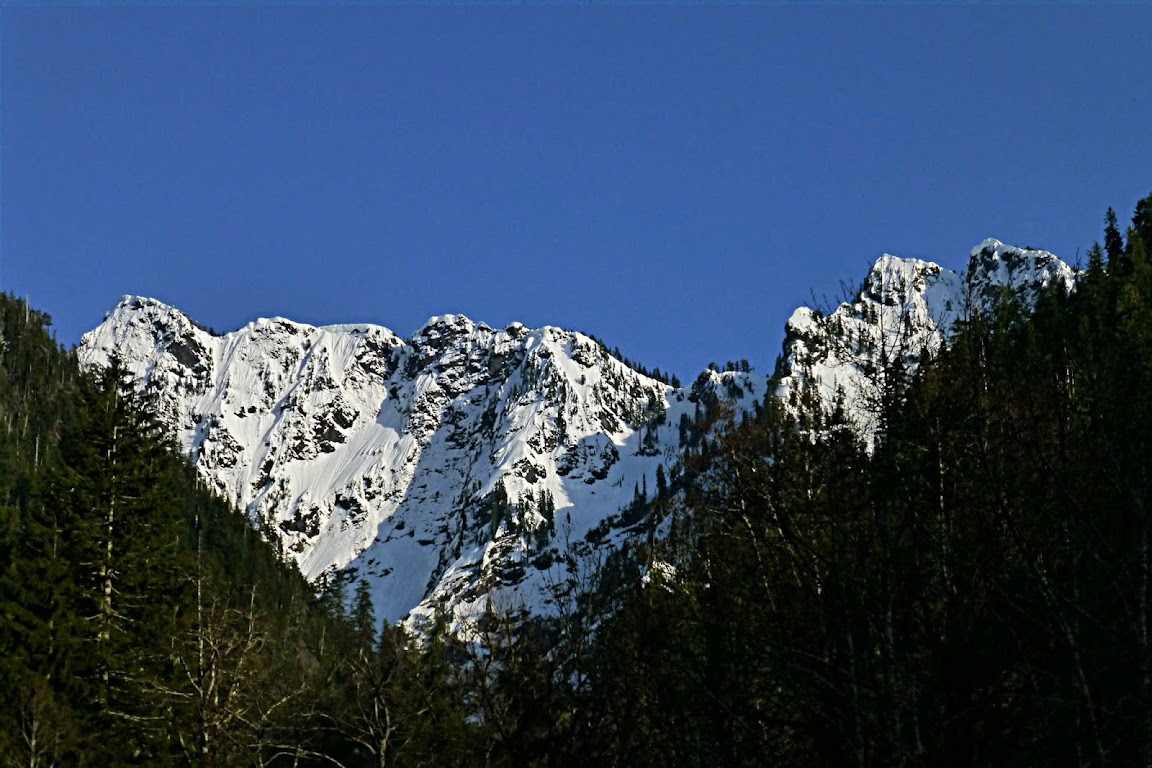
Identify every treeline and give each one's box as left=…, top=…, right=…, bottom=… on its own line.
left=7, top=192, right=1152, bottom=766
left=446, top=193, right=1152, bottom=766
left=0, top=296, right=474, bottom=766
left=584, top=332, right=682, bottom=387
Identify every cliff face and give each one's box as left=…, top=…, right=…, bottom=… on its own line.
left=80, top=239, right=1073, bottom=626
left=776, top=239, right=1075, bottom=440
left=80, top=299, right=764, bottom=625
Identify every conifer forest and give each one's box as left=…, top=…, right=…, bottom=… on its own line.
left=5, top=194, right=1152, bottom=765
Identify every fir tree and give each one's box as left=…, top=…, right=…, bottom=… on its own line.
left=353, top=578, right=377, bottom=651
left=1106, top=206, right=1126, bottom=266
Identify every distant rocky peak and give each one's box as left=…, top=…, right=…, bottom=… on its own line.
left=414, top=313, right=485, bottom=343
left=862, top=255, right=944, bottom=300
left=104, top=295, right=197, bottom=336
left=79, top=298, right=690, bottom=627
left=79, top=236, right=1077, bottom=629
left=776, top=239, right=1076, bottom=442
left=966, top=239, right=1077, bottom=310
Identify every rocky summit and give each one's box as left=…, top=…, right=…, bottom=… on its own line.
left=79, top=239, right=1074, bottom=627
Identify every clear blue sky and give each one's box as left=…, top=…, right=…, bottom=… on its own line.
left=3, top=5, right=1151, bottom=381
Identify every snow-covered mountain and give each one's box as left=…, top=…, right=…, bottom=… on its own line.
left=79, top=238, right=1074, bottom=626
left=776, top=238, right=1076, bottom=439
left=79, top=301, right=763, bottom=627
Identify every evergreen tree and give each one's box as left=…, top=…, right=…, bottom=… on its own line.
left=1106, top=205, right=1126, bottom=266
left=1136, top=194, right=1152, bottom=247
left=353, top=578, right=377, bottom=651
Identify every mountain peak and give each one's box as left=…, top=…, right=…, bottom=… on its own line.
left=777, top=239, right=1074, bottom=442
left=966, top=239, right=1076, bottom=307
left=79, top=299, right=695, bottom=628
left=79, top=237, right=1078, bottom=629
left=971, top=237, right=1007, bottom=256
left=417, top=313, right=482, bottom=334
left=106, top=294, right=189, bottom=322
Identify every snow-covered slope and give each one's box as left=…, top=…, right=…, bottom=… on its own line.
left=79, top=238, right=1074, bottom=625
left=80, top=300, right=763, bottom=626
left=776, top=239, right=1075, bottom=438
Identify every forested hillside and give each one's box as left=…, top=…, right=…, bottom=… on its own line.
left=567, top=194, right=1152, bottom=765
left=4, top=193, right=1152, bottom=766
left=453, top=194, right=1152, bottom=766
left=0, top=299, right=475, bottom=766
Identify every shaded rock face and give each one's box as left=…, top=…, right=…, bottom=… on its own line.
left=81, top=239, right=1073, bottom=627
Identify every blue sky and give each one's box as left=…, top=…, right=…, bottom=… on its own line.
left=3, top=5, right=1151, bottom=380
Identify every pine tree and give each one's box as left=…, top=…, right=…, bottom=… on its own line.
left=353, top=578, right=377, bottom=651
left=319, top=571, right=349, bottom=623
left=1106, top=206, right=1126, bottom=266
left=1135, top=193, right=1152, bottom=247
left=47, top=358, right=191, bottom=758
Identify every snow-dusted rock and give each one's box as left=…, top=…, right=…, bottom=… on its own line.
left=776, top=240, right=1075, bottom=439
left=80, top=239, right=1074, bottom=626
left=81, top=298, right=763, bottom=627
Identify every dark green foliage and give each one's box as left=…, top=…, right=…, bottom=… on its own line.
left=10, top=193, right=1152, bottom=765
left=319, top=569, right=350, bottom=623
left=583, top=331, right=677, bottom=384
left=1106, top=206, right=1125, bottom=266
left=488, top=478, right=511, bottom=539
left=454, top=192, right=1152, bottom=767
left=556, top=191, right=1152, bottom=766
left=537, top=488, right=555, bottom=533
left=1136, top=195, right=1152, bottom=247
left=353, top=578, right=376, bottom=651
left=0, top=294, right=476, bottom=765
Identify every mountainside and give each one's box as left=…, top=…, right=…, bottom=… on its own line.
left=776, top=238, right=1076, bottom=439
left=79, top=303, right=763, bottom=625
left=79, top=238, right=1074, bottom=624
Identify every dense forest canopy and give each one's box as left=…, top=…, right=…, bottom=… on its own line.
left=3, top=192, right=1152, bottom=766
